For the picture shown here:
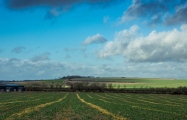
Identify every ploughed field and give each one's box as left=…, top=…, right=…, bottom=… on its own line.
left=0, top=92, right=187, bottom=120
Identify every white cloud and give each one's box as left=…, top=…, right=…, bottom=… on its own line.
left=83, top=34, right=107, bottom=45
left=0, top=58, right=123, bottom=80
left=98, top=24, right=187, bottom=62
left=1, top=57, right=187, bottom=80
left=98, top=25, right=139, bottom=58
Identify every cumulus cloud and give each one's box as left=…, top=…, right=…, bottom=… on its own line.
left=0, top=58, right=116, bottom=80
left=11, top=46, right=25, bottom=53
left=83, top=33, right=107, bottom=45
left=98, top=25, right=139, bottom=58
left=31, top=52, right=51, bottom=62
left=0, top=58, right=65, bottom=80
left=98, top=24, right=187, bottom=62
left=120, top=0, right=187, bottom=25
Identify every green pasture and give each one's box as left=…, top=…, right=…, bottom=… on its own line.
left=11, top=77, right=187, bottom=89
left=110, top=79, right=187, bottom=88
left=0, top=92, right=187, bottom=120
left=41, top=77, right=187, bottom=88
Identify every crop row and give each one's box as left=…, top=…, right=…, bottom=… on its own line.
left=0, top=92, right=187, bottom=120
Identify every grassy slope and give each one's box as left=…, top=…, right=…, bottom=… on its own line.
left=9, top=77, right=187, bottom=88
left=39, top=77, right=187, bottom=88
left=1, top=92, right=187, bottom=120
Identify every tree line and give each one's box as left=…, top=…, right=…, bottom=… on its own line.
left=23, top=82, right=187, bottom=95
left=61, top=75, right=94, bottom=80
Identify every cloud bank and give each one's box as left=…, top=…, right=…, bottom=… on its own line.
left=1, top=57, right=187, bottom=80
left=98, top=24, right=187, bottom=62
left=0, top=58, right=117, bottom=80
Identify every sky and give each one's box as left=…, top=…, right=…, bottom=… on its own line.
left=1, top=0, right=187, bottom=80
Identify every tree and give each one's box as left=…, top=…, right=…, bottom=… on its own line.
left=108, top=84, right=113, bottom=89
left=50, top=82, right=54, bottom=90
left=118, top=84, right=120, bottom=89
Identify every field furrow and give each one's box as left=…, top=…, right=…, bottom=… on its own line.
left=0, top=92, right=187, bottom=120
left=5, top=93, right=68, bottom=120
left=77, top=93, right=126, bottom=120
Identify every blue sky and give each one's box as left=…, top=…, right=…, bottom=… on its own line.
left=1, top=0, right=187, bottom=80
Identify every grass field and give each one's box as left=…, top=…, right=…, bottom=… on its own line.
left=41, top=77, right=187, bottom=88
left=0, top=92, right=187, bottom=120
left=9, top=77, right=187, bottom=89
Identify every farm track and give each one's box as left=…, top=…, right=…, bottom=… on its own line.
left=0, top=92, right=187, bottom=120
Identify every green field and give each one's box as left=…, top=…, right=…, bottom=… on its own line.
left=40, top=77, right=187, bottom=88
left=0, top=92, right=187, bottom=120
left=11, top=77, right=187, bottom=89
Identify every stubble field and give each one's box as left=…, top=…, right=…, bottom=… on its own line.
left=0, top=92, right=187, bottom=120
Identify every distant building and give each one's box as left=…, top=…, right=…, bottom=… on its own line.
left=0, top=84, right=25, bottom=92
